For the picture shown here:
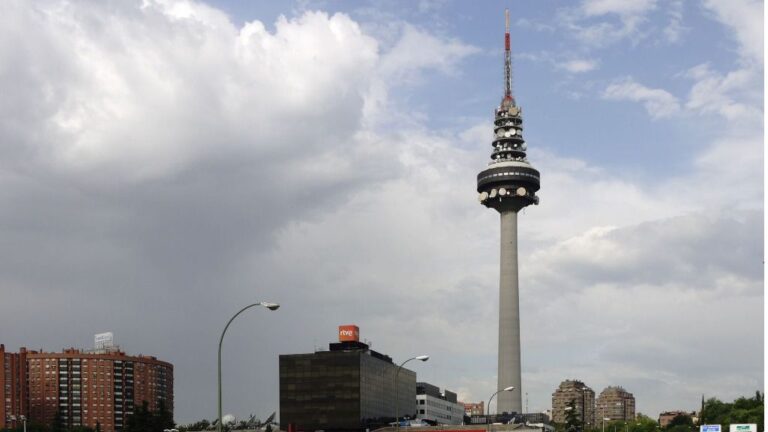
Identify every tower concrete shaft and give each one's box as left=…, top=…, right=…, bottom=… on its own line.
left=476, top=9, right=540, bottom=416
left=498, top=210, right=522, bottom=413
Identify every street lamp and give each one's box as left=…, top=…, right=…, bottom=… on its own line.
left=394, top=355, right=429, bottom=430
left=217, top=302, right=280, bottom=432
left=487, top=386, right=515, bottom=415
left=602, top=418, right=611, bottom=432
left=564, top=407, right=572, bottom=432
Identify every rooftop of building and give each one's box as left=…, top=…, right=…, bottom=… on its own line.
left=416, top=382, right=458, bottom=403
left=280, top=339, right=396, bottom=364
left=1, top=344, right=172, bottom=366
left=599, top=386, right=632, bottom=395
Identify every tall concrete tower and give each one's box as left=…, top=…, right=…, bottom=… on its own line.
left=476, top=9, right=540, bottom=414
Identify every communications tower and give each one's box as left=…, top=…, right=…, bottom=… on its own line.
left=476, top=9, right=540, bottom=414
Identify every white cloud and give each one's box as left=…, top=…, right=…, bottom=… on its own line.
left=702, top=0, right=763, bottom=64
left=555, top=0, right=657, bottom=48
left=252, top=122, right=763, bottom=415
left=0, top=1, right=381, bottom=181
left=581, top=0, right=657, bottom=18
left=558, top=59, right=599, bottom=73
left=663, top=0, right=687, bottom=43
left=602, top=78, right=681, bottom=119
left=520, top=211, right=763, bottom=413
left=379, top=23, right=479, bottom=84
left=0, top=0, right=483, bottom=422
left=684, top=63, right=763, bottom=123
left=516, top=18, right=556, bottom=33
left=518, top=51, right=599, bottom=75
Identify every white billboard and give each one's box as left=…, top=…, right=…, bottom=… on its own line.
left=730, top=425, right=757, bottom=432
left=701, top=425, right=721, bottom=432
left=94, top=332, right=114, bottom=349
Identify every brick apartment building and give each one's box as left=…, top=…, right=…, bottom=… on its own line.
left=596, top=386, right=636, bottom=425
left=551, top=379, right=596, bottom=428
left=0, top=345, right=28, bottom=429
left=1, top=344, right=173, bottom=432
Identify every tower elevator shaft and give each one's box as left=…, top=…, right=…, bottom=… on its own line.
left=498, top=210, right=522, bottom=413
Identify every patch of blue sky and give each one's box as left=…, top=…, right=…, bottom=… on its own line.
left=202, top=0, right=755, bottom=180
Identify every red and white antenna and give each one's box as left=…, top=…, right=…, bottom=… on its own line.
left=503, top=8, right=515, bottom=107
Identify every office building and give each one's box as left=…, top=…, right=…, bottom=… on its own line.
left=279, top=325, right=417, bottom=432
left=597, top=386, right=636, bottom=424
left=0, top=335, right=173, bottom=432
left=551, top=380, right=595, bottom=427
left=415, top=382, right=464, bottom=425
left=476, top=9, right=541, bottom=413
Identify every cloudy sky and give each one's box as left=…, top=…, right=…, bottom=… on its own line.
left=0, top=0, right=763, bottom=424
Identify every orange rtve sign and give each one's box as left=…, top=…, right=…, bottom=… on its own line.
left=338, top=325, right=359, bottom=342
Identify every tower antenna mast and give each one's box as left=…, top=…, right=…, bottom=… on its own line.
left=504, top=9, right=515, bottom=106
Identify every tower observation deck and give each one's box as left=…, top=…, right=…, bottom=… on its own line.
left=476, top=9, right=540, bottom=414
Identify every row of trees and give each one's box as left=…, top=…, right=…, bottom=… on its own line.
left=122, top=400, right=175, bottom=432
left=0, top=414, right=101, bottom=432
left=558, top=391, right=764, bottom=432
left=700, top=392, right=763, bottom=432
left=1, top=400, right=174, bottom=432
left=176, top=420, right=274, bottom=431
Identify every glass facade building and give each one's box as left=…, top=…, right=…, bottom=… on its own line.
left=279, top=341, right=416, bottom=432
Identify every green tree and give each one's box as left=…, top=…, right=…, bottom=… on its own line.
left=699, top=392, right=764, bottom=432
left=155, top=399, right=175, bottom=431
left=628, top=414, right=659, bottom=432
left=667, top=414, right=694, bottom=428
left=51, top=410, right=65, bottom=432
left=666, top=425, right=694, bottom=432
left=178, top=419, right=210, bottom=432
left=565, top=399, right=583, bottom=432
left=125, top=401, right=153, bottom=432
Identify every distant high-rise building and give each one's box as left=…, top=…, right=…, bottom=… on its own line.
left=476, top=9, right=541, bottom=414
left=415, top=383, right=464, bottom=425
left=596, top=386, right=636, bottom=425
left=551, top=380, right=595, bottom=427
left=0, top=340, right=173, bottom=432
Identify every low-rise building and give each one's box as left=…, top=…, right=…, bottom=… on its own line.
left=659, top=411, right=695, bottom=428
left=461, top=401, right=485, bottom=416
left=521, top=412, right=551, bottom=424
left=415, top=382, right=464, bottom=425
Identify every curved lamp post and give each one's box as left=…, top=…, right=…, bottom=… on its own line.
left=487, top=386, right=515, bottom=415
left=218, top=302, right=280, bottom=432
left=394, top=355, right=429, bottom=429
